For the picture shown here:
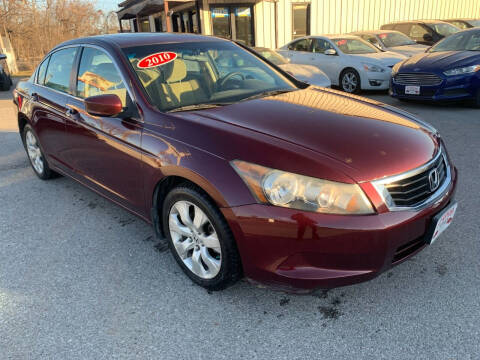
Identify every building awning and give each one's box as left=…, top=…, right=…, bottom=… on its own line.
left=117, top=0, right=194, bottom=20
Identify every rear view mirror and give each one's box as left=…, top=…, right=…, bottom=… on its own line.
left=0, top=54, right=6, bottom=60
left=84, top=94, right=123, bottom=117
left=324, top=49, right=337, bottom=56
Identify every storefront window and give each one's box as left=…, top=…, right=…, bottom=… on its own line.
left=211, top=5, right=254, bottom=46
left=292, top=3, right=310, bottom=39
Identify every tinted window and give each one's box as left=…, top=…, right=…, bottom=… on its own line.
left=395, top=23, right=412, bottom=35
left=36, top=57, right=50, bottom=85
left=44, top=47, right=78, bottom=94
left=379, top=32, right=416, bottom=47
left=77, top=47, right=129, bottom=108
left=288, top=38, right=312, bottom=52
left=409, top=24, right=430, bottom=40
left=450, top=20, right=470, bottom=29
left=312, top=39, right=334, bottom=53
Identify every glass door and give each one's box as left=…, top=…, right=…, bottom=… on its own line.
left=211, top=5, right=255, bottom=46
left=211, top=7, right=231, bottom=39
left=292, top=3, right=310, bottom=39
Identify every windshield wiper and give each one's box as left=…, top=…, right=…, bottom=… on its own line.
left=240, top=89, right=294, bottom=102
left=166, top=103, right=231, bottom=113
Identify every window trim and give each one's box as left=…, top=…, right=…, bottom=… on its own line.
left=35, top=56, right=51, bottom=85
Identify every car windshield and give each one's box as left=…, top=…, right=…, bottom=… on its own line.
left=123, top=41, right=296, bottom=112
left=378, top=32, right=416, bottom=47
left=332, top=38, right=380, bottom=54
left=429, top=30, right=480, bottom=52
left=256, top=48, right=288, bottom=65
left=429, top=23, right=460, bottom=37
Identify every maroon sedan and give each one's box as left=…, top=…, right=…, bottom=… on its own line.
left=14, top=33, right=457, bottom=291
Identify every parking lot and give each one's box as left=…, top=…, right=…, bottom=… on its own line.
left=0, top=79, right=479, bottom=359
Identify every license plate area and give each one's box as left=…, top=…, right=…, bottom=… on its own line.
left=405, top=85, right=420, bottom=95
left=425, top=202, right=457, bottom=245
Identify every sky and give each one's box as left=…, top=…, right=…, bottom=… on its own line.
left=95, top=0, right=121, bottom=13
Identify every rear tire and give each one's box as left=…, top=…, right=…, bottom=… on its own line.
left=162, top=184, right=242, bottom=291
left=21, top=124, right=58, bottom=180
left=340, top=69, right=361, bottom=94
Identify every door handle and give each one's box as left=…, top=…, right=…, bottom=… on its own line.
left=31, top=92, right=39, bottom=102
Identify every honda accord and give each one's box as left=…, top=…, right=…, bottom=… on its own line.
left=14, top=33, right=457, bottom=291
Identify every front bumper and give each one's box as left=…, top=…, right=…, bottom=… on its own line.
left=390, top=72, right=480, bottom=101
left=221, top=167, right=457, bottom=292
left=361, top=70, right=392, bottom=90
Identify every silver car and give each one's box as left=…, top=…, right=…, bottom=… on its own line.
left=351, top=30, right=429, bottom=57
left=254, top=47, right=331, bottom=88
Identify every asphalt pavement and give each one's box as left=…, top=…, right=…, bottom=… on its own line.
left=1, top=80, right=479, bottom=359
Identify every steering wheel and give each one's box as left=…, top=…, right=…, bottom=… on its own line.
left=218, top=71, right=246, bottom=89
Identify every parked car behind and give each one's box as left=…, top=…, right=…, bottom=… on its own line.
left=443, top=19, right=480, bottom=29
left=14, top=33, right=457, bottom=292
left=278, top=35, right=406, bottom=93
left=390, top=28, right=480, bottom=107
left=0, top=54, right=13, bottom=91
left=381, top=20, right=459, bottom=46
left=253, top=47, right=331, bottom=88
left=351, top=30, right=429, bottom=57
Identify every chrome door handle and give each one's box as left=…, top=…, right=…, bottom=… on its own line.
left=65, top=107, right=78, bottom=118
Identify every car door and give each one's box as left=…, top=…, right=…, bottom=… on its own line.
left=29, top=47, right=79, bottom=172
left=279, top=38, right=312, bottom=63
left=309, top=38, right=343, bottom=85
left=63, top=46, right=145, bottom=215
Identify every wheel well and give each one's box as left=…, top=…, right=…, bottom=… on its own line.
left=18, top=114, right=28, bottom=135
left=339, top=67, right=360, bottom=83
left=151, top=176, right=216, bottom=239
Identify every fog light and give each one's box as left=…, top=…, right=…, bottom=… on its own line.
left=369, top=80, right=382, bottom=86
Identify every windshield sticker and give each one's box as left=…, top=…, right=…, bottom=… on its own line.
left=379, top=33, right=388, bottom=39
left=137, top=52, right=177, bottom=69
left=336, top=39, right=347, bottom=46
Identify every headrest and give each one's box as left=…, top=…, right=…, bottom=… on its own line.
left=165, top=59, right=187, bottom=83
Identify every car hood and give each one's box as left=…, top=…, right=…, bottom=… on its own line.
left=386, top=44, right=429, bottom=57
left=350, top=51, right=407, bottom=67
left=174, top=88, right=438, bottom=182
left=398, top=51, right=480, bottom=72
left=278, top=63, right=331, bottom=87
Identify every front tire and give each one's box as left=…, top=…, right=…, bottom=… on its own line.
left=22, top=124, right=57, bottom=180
left=340, top=69, right=361, bottom=93
left=162, top=184, right=242, bottom=290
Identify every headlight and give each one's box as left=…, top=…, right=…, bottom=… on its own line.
left=231, top=160, right=374, bottom=215
left=443, top=65, right=480, bottom=76
left=362, top=63, right=385, bottom=72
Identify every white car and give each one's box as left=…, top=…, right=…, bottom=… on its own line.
left=278, top=35, right=407, bottom=93
left=351, top=30, right=429, bottom=57
left=254, top=47, right=331, bottom=88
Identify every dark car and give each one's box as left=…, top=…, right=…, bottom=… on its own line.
left=390, top=28, right=480, bottom=106
left=0, top=53, right=13, bottom=91
left=14, top=33, right=457, bottom=292
left=443, top=19, right=480, bottom=30
left=381, top=20, right=459, bottom=46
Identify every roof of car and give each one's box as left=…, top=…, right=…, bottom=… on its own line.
left=385, top=19, right=450, bottom=24
left=351, top=30, right=399, bottom=35
left=317, top=34, right=360, bottom=39
left=54, top=32, right=227, bottom=51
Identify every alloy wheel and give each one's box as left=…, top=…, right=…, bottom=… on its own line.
left=342, top=72, right=358, bottom=93
left=168, top=200, right=222, bottom=279
left=25, top=130, right=44, bottom=174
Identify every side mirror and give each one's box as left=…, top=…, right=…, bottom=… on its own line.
left=84, top=94, right=123, bottom=117
left=324, top=49, right=337, bottom=56
left=0, top=54, right=6, bottom=60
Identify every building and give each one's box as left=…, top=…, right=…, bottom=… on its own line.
left=117, top=0, right=480, bottom=48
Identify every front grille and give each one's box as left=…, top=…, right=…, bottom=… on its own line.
left=385, top=153, right=447, bottom=207
left=394, top=73, right=443, bottom=86
left=392, top=236, right=426, bottom=263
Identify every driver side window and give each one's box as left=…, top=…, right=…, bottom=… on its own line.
left=76, top=47, right=130, bottom=109
left=288, top=38, right=312, bottom=52
left=312, top=39, right=333, bottom=53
